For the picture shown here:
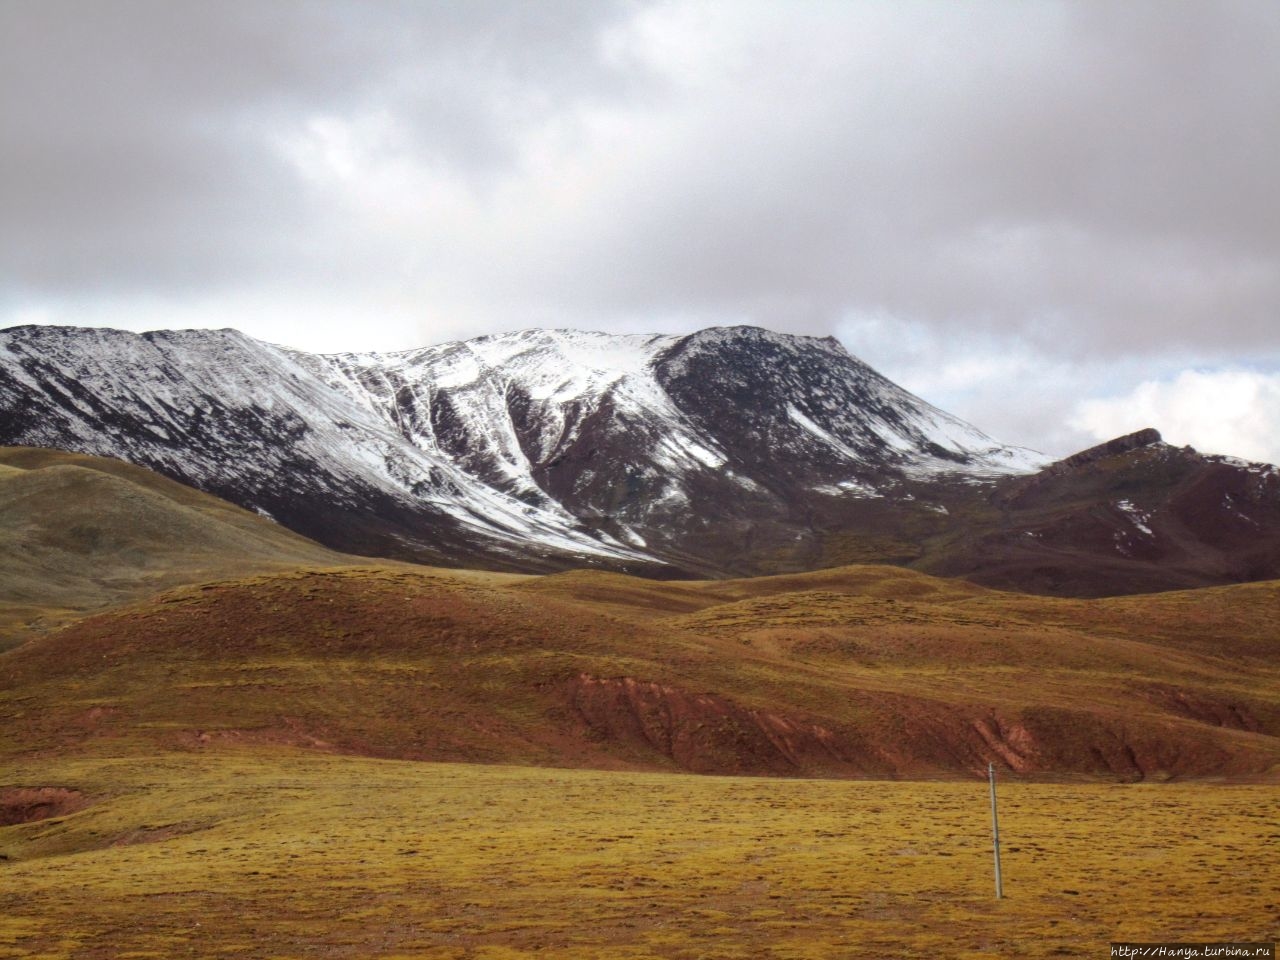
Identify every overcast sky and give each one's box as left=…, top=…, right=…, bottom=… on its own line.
left=3, top=0, right=1278, bottom=462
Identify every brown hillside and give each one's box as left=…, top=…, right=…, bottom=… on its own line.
left=915, top=438, right=1280, bottom=596
left=3, top=563, right=1276, bottom=781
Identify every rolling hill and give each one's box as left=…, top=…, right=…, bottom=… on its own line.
left=0, top=446, right=352, bottom=649
left=2, top=444, right=1276, bottom=957
left=3, top=560, right=1276, bottom=781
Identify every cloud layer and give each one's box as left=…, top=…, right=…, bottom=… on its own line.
left=2, top=1, right=1277, bottom=459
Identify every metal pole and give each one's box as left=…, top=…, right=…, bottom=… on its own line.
left=988, top=762, right=1003, bottom=899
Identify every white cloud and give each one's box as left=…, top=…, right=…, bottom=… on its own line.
left=1070, top=369, right=1280, bottom=464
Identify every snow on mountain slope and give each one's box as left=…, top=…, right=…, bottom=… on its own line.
left=0, top=325, right=649, bottom=565
left=652, top=327, right=1044, bottom=482
left=302, top=330, right=745, bottom=530
left=0, top=323, right=1046, bottom=572
left=302, top=329, right=705, bottom=497
left=298, top=327, right=1049, bottom=557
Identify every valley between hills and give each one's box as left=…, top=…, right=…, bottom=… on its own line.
left=1, top=445, right=1278, bottom=957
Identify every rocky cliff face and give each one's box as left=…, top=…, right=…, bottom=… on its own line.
left=1038, top=427, right=1164, bottom=477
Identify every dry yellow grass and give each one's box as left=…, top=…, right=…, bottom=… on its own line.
left=1, top=751, right=1275, bottom=959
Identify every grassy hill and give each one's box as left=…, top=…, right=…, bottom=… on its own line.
left=0, top=446, right=353, bottom=649
left=3, top=561, right=1276, bottom=781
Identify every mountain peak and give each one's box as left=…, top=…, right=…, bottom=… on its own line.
left=3, top=322, right=1278, bottom=594
left=668, top=323, right=854, bottom=356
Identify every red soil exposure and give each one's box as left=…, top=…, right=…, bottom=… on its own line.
left=970, top=715, right=1038, bottom=773
left=0, top=787, right=90, bottom=825
left=566, top=674, right=860, bottom=776
left=566, top=677, right=1280, bottom=781
left=1138, top=684, right=1270, bottom=733
left=1003, top=705, right=1280, bottom=781
left=4, top=569, right=1277, bottom=781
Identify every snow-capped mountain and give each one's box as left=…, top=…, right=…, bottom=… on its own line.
left=307, top=327, right=1044, bottom=534
left=7, top=321, right=1278, bottom=593
left=0, top=323, right=1043, bottom=573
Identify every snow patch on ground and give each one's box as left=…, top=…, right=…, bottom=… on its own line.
left=1212, top=455, right=1279, bottom=479
left=813, top=479, right=884, bottom=498
left=1221, top=493, right=1261, bottom=528
left=1115, top=499, right=1154, bottom=537
left=787, top=404, right=865, bottom=461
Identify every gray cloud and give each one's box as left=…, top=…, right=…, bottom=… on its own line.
left=523, top=0, right=1280, bottom=361
left=2, top=0, right=1277, bottom=457
left=0, top=0, right=643, bottom=293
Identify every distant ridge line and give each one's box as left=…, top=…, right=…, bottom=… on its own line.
left=1047, top=427, right=1163, bottom=474
left=993, top=427, right=1165, bottom=508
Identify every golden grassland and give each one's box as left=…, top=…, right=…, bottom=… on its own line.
left=2, top=750, right=1277, bottom=960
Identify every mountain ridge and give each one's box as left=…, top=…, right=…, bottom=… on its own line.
left=3, top=322, right=1279, bottom=595
left=0, top=323, right=1041, bottom=570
